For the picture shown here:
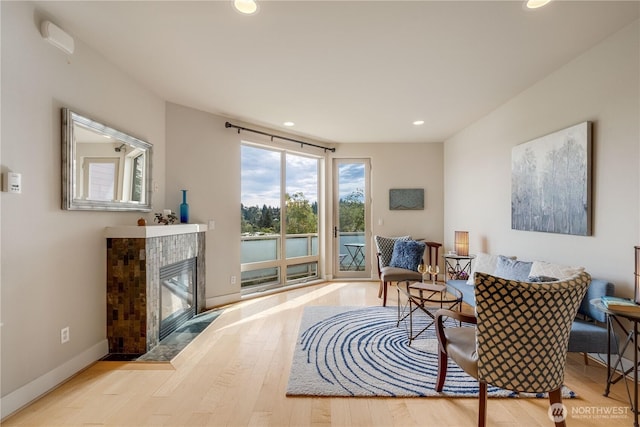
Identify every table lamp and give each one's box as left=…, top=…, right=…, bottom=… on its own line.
left=454, top=231, right=469, bottom=257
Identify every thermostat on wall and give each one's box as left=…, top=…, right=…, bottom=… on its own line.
left=7, top=172, right=21, bottom=194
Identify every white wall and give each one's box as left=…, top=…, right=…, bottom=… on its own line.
left=1, top=2, right=165, bottom=417
left=165, top=103, right=242, bottom=306
left=444, top=20, right=640, bottom=295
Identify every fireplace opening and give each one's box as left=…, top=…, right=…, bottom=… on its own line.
left=159, top=258, right=197, bottom=341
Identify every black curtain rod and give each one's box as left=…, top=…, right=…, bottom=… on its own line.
left=225, top=121, right=336, bottom=153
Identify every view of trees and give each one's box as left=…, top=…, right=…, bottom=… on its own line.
left=241, top=192, right=317, bottom=235
left=285, top=192, right=318, bottom=234
left=241, top=189, right=365, bottom=235
left=339, top=189, right=365, bottom=232
left=241, top=204, right=281, bottom=234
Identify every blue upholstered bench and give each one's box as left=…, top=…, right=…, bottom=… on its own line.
left=448, top=277, right=616, bottom=357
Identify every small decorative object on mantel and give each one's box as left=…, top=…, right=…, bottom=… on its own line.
left=180, top=189, right=189, bottom=223
left=137, top=217, right=147, bottom=226
left=154, top=212, right=178, bottom=225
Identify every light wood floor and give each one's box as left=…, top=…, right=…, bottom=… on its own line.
left=3, top=281, right=636, bottom=426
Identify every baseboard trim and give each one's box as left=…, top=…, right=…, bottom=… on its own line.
left=1, top=339, right=108, bottom=421
left=587, top=352, right=636, bottom=381
left=206, top=292, right=242, bottom=308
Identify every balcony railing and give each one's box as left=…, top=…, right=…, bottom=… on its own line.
left=241, top=233, right=318, bottom=289
left=240, top=232, right=366, bottom=289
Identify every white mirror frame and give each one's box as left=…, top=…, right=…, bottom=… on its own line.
left=62, top=108, right=153, bottom=211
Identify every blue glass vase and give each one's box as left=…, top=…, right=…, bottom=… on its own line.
left=180, top=190, right=189, bottom=223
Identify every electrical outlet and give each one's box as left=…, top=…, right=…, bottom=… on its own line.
left=61, top=327, right=70, bottom=344
left=230, top=275, right=237, bottom=285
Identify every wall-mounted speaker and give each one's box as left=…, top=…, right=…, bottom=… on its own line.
left=40, top=20, right=75, bottom=55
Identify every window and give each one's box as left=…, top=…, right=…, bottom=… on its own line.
left=130, top=153, right=144, bottom=202
left=241, top=143, right=320, bottom=293
left=83, top=158, right=119, bottom=201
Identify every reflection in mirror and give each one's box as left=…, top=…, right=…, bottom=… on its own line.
left=62, top=108, right=152, bottom=211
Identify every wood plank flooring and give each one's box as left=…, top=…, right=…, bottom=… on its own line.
left=3, top=281, right=636, bottom=426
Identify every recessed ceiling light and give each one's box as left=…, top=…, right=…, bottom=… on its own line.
left=233, top=0, right=258, bottom=15
left=525, top=0, right=552, bottom=9
left=283, top=121, right=295, bottom=127
left=413, top=120, right=425, bottom=126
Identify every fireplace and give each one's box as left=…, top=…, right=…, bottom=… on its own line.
left=160, top=258, right=196, bottom=340
left=105, top=224, right=207, bottom=355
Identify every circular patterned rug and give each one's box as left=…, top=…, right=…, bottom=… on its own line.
left=286, top=306, right=577, bottom=398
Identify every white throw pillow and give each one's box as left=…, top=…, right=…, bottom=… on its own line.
left=465, top=253, right=513, bottom=285
left=528, top=261, right=585, bottom=280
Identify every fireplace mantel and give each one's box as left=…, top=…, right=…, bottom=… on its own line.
left=104, top=224, right=207, bottom=238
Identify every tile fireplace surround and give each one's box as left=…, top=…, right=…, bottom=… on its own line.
left=105, top=224, right=207, bottom=355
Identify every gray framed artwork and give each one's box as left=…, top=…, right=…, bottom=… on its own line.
left=389, top=188, right=424, bottom=210
left=511, top=121, right=592, bottom=236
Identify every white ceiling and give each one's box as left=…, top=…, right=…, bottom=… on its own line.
left=35, top=1, right=639, bottom=144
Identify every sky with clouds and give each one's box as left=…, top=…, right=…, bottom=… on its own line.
left=241, top=145, right=365, bottom=208
left=241, top=145, right=318, bottom=207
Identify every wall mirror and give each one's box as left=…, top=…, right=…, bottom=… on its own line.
left=62, top=108, right=153, bottom=211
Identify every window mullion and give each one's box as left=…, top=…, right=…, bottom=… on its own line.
left=280, top=151, right=287, bottom=284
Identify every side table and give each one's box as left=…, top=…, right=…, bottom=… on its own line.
left=444, top=254, right=476, bottom=281
left=592, top=298, right=640, bottom=427
left=396, top=281, right=463, bottom=345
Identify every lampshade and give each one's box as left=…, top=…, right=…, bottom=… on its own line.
left=454, top=231, right=469, bottom=256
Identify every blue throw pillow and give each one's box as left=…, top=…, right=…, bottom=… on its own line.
left=375, top=235, right=411, bottom=267
left=494, top=255, right=533, bottom=281
left=389, top=240, right=426, bottom=272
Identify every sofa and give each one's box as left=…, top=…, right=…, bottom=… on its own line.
left=446, top=253, right=616, bottom=357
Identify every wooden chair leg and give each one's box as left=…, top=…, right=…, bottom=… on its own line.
left=583, top=352, right=589, bottom=365
left=548, top=388, right=566, bottom=427
left=435, top=347, right=448, bottom=391
left=378, top=280, right=383, bottom=298
left=478, top=381, right=487, bottom=427
left=382, top=281, right=388, bottom=306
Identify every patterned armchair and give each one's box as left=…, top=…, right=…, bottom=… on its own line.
left=435, top=271, right=591, bottom=427
left=374, top=236, right=443, bottom=306
left=374, top=235, right=422, bottom=306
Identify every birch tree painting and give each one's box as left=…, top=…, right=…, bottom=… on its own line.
left=512, top=122, right=592, bottom=236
